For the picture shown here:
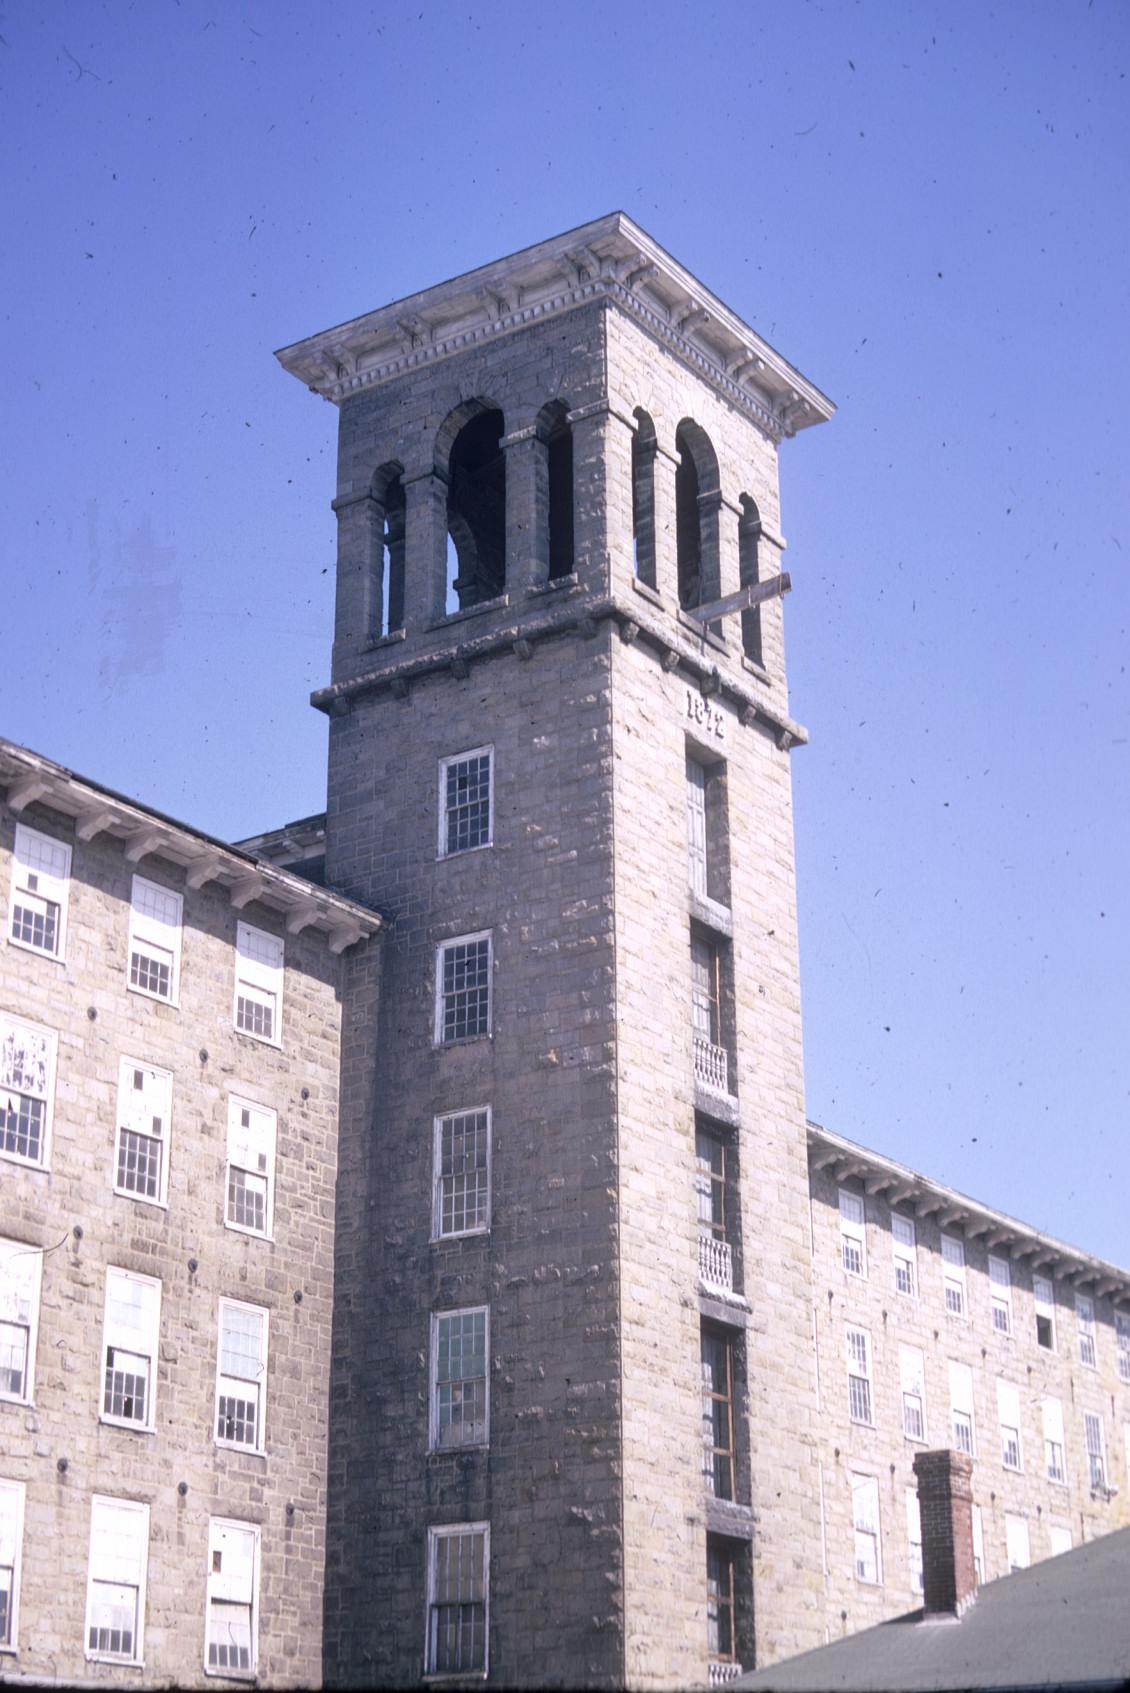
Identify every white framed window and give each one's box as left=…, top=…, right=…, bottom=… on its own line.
left=430, top=1308, right=488, bottom=1450
left=971, top=1503, right=985, bottom=1585
left=0, top=1013, right=56, bottom=1170
left=1042, top=1396, right=1066, bottom=1484
left=205, top=1518, right=259, bottom=1678
left=905, top=1487, right=923, bottom=1595
left=0, top=1238, right=42, bottom=1403
left=1075, top=1293, right=1097, bottom=1369
left=233, top=922, right=283, bottom=1046
left=898, top=1344, right=927, bottom=1442
left=127, top=876, right=182, bottom=1004
left=1004, top=1513, right=1030, bottom=1573
left=0, top=1478, right=25, bottom=1652
left=1048, top=1523, right=1073, bottom=1557
left=997, top=1379, right=1022, bottom=1472
left=435, top=933, right=492, bottom=1045
left=101, top=1267, right=160, bottom=1431
left=1033, top=1274, right=1056, bottom=1351
left=949, top=1360, right=975, bottom=1456
left=838, top=1189, right=866, bottom=1279
left=8, top=824, right=70, bottom=960
left=846, top=1325, right=873, bottom=1426
left=1084, top=1411, right=1107, bottom=1491
left=225, top=1097, right=276, bottom=1239
left=851, top=1474, right=881, bottom=1585
left=1117, top=1312, right=1130, bottom=1385
left=686, top=757, right=708, bottom=897
left=438, top=747, right=493, bottom=858
left=215, top=1300, right=268, bottom=1453
left=433, top=1106, right=490, bottom=1239
left=941, top=1233, right=967, bottom=1316
left=85, top=1496, right=148, bottom=1664
left=113, top=1059, right=171, bottom=1207
left=988, top=1255, right=1012, bottom=1336
left=891, top=1211, right=917, bottom=1298
left=425, top=1522, right=488, bottom=1678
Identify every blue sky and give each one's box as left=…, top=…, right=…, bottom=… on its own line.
left=2, top=1, right=1127, bottom=1261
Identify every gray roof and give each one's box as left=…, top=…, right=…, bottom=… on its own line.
left=733, top=1526, right=1130, bottom=1692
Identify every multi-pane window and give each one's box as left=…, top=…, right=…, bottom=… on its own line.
left=701, top=1328, right=736, bottom=1499
left=949, top=1360, right=975, bottom=1456
left=988, top=1255, right=1012, bottom=1336
left=1033, top=1274, right=1056, bottom=1351
left=695, top=1130, right=727, bottom=1242
left=0, top=1479, right=24, bottom=1651
left=851, top=1473, right=881, bottom=1584
left=0, top=1238, right=42, bottom=1403
left=233, top=922, right=283, bottom=1045
left=425, top=1524, right=488, bottom=1678
left=127, top=876, right=182, bottom=1003
left=1076, top=1293, right=1097, bottom=1369
left=431, top=1308, right=488, bottom=1450
left=215, top=1301, right=268, bottom=1452
left=0, top=1013, right=55, bottom=1169
left=8, top=824, right=70, bottom=959
left=905, top=1488, right=923, bottom=1595
left=997, top=1380, right=1022, bottom=1472
left=1004, top=1513, right=1030, bottom=1573
left=706, top=1538, right=737, bottom=1667
left=101, top=1268, right=160, bottom=1430
left=433, top=1107, right=490, bottom=1239
left=690, top=936, right=728, bottom=1093
left=205, top=1519, right=258, bottom=1676
left=1117, top=1313, right=1130, bottom=1385
left=85, top=1497, right=148, bottom=1663
left=113, top=1059, right=171, bottom=1206
left=436, top=934, right=491, bottom=1044
left=225, top=1098, right=276, bottom=1239
left=1042, top=1396, right=1066, bottom=1484
left=439, top=748, right=493, bottom=857
left=941, top=1233, right=967, bottom=1316
left=1084, top=1411, right=1107, bottom=1491
left=846, top=1326, right=873, bottom=1426
left=898, top=1344, right=927, bottom=1442
left=891, top=1212, right=917, bottom=1298
left=971, top=1504, right=985, bottom=1586
left=687, top=758, right=708, bottom=897
left=839, top=1189, right=867, bottom=1278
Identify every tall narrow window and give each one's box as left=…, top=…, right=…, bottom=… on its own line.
left=1075, top=1293, right=1097, bottom=1368
left=540, top=401, right=574, bottom=580
left=435, top=933, right=492, bottom=1044
left=705, top=1538, right=737, bottom=1670
left=225, top=1098, right=276, bottom=1239
left=0, top=1478, right=25, bottom=1651
left=898, top=1344, right=927, bottom=1442
left=948, top=1360, right=975, bottom=1456
left=905, top=1488, right=923, bottom=1595
left=1004, top=1514, right=1030, bottom=1573
left=851, top=1474, right=881, bottom=1584
left=215, top=1301, right=268, bottom=1452
left=675, top=421, right=720, bottom=613
left=838, top=1189, right=867, bottom=1278
left=686, top=758, right=708, bottom=898
left=0, top=1239, right=41, bottom=1404
left=1033, top=1274, right=1056, bottom=1351
left=630, top=410, right=657, bottom=588
left=737, top=495, right=763, bottom=665
left=701, top=1328, right=736, bottom=1499
left=85, top=1497, right=148, bottom=1664
left=997, top=1380, right=1022, bottom=1472
left=846, top=1326, right=873, bottom=1426
left=426, top=1524, right=488, bottom=1677
left=101, top=1268, right=160, bottom=1431
left=127, top=876, right=182, bottom=1004
left=431, top=1308, right=488, bottom=1449
left=205, top=1519, right=259, bottom=1676
left=433, top=1107, right=491, bottom=1239
left=233, top=923, right=283, bottom=1045
left=941, top=1233, right=967, bottom=1316
left=1117, top=1312, right=1130, bottom=1384
left=695, top=1128, right=732, bottom=1293
left=685, top=751, right=730, bottom=906
left=1042, top=1396, right=1066, bottom=1484
left=988, top=1255, right=1012, bottom=1335
left=691, top=935, right=727, bottom=1094
left=1084, top=1411, right=1107, bottom=1490
left=971, top=1504, right=985, bottom=1585
left=376, top=466, right=406, bottom=638
left=438, top=748, right=493, bottom=858
left=0, top=1014, right=55, bottom=1171
left=445, top=406, right=506, bottom=610
left=891, top=1212, right=917, bottom=1297
left=114, top=1059, right=171, bottom=1206
left=8, top=824, right=70, bottom=960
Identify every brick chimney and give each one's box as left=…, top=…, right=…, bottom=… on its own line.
left=913, top=1449, right=977, bottom=1618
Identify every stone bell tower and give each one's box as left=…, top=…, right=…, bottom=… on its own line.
left=276, top=213, right=835, bottom=1689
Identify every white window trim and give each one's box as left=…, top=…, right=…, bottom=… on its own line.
left=84, top=1495, right=149, bottom=1666
left=838, top=1188, right=867, bottom=1280
left=0, top=1012, right=58, bottom=1173
left=1004, top=1512, right=1030, bottom=1573
left=850, top=1473, right=882, bottom=1586
left=971, top=1503, right=985, bottom=1585
left=434, top=931, right=493, bottom=1046
left=1084, top=1410, right=1108, bottom=1491
left=997, top=1379, right=1023, bottom=1473
left=686, top=756, right=709, bottom=898
left=7, top=823, right=71, bottom=962
left=214, top=1298, right=269, bottom=1456
left=431, top=1105, right=492, bottom=1241
left=205, top=1517, right=260, bottom=1680
left=100, top=1267, right=160, bottom=1434
left=1075, top=1293, right=1098, bottom=1370
left=424, top=1522, right=489, bottom=1680
left=429, top=1307, right=490, bottom=1452
left=898, top=1344, right=927, bottom=1443
left=1042, top=1395, right=1067, bottom=1485
left=224, top=1095, right=277, bottom=1242
left=1033, top=1273, right=1057, bottom=1352
left=1047, top=1523, right=1073, bottom=1557
left=988, top=1254, right=1013, bottom=1337
left=891, top=1212, right=917, bottom=1299
left=905, top=1487, right=923, bottom=1596
left=949, top=1360, right=976, bottom=1458
left=437, top=746, right=494, bottom=859
left=941, top=1233, right=967, bottom=1318
left=0, top=1238, right=43, bottom=1406
left=126, top=875, right=183, bottom=1007
left=0, top=1477, right=25, bottom=1654
left=113, top=1058, right=172, bottom=1210
left=232, top=922, right=284, bottom=1049
left=846, top=1325, right=874, bottom=1427
left=1116, top=1313, right=1130, bottom=1384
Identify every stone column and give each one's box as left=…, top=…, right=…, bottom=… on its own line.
left=330, top=489, right=379, bottom=682
left=651, top=437, right=680, bottom=605
left=501, top=424, right=544, bottom=594
left=402, top=468, right=448, bottom=629
left=566, top=402, right=615, bottom=597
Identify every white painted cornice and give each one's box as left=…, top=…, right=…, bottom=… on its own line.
left=275, top=212, right=835, bottom=441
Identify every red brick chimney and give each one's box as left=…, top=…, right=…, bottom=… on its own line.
left=913, top=1449, right=977, bottom=1618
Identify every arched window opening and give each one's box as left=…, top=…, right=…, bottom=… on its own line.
left=444, top=406, right=506, bottom=611
left=738, top=496, right=763, bottom=666
left=375, top=467, right=406, bottom=638
left=538, top=401, right=574, bottom=580
left=675, top=421, right=720, bottom=612
left=631, top=409, right=657, bottom=588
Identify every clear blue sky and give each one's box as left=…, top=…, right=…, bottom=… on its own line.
left=2, top=2, right=1127, bottom=1262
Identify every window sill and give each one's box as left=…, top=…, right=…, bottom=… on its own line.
left=693, top=1084, right=740, bottom=1129
left=99, top=1415, right=155, bottom=1435
left=437, top=840, right=494, bottom=862
left=127, top=983, right=180, bottom=1010
left=204, top=1666, right=257, bottom=1682
left=431, top=1226, right=490, bottom=1245
left=362, top=626, right=407, bottom=652
left=677, top=608, right=727, bottom=651
left=435, top=1035, right=492, bottom=1050
left=87, top=1653, right=145, bottom=1668
left=223, top=1220, right=274, bottom=1244
left=698, top=1288, right=748, bottom=1330
left=689, top=892, right=732, bottom=938
left=704, top=1497, right=755, bottom=1541
left=428, top=593, right=509, bottom=630
left=0, top=1150, right=49, bottom=1175
left=214, top=1440, right=268, bottom=1460
left=527, top=571, right=578, bottom=597
left=6, top=935, right=65, bottom=965
left=630, top=575, right=663, bottom=608
left=740, top=654, right=772, bottom=687
left=233, top=1027, right=283, bottom=1051
left=113, top=1188, right=169, bottom=1212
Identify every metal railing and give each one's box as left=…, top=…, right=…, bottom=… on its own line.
left=708, top=1662, right=743, bottom=1686
left=693, top=1033, right=728, bottom=1094
left=698, top=1233, right=733, bottom=1293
